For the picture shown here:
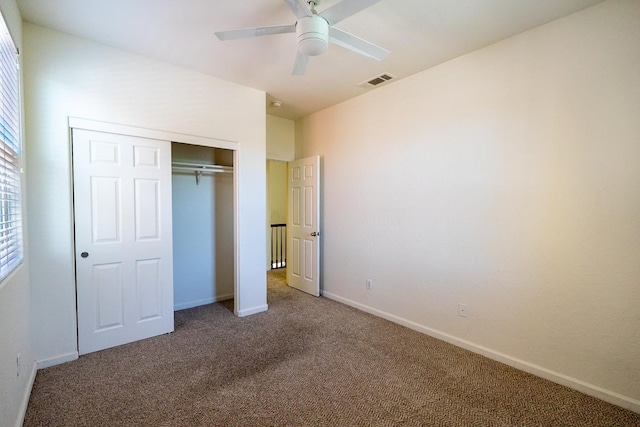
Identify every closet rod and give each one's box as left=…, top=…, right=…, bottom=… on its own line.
left=171, top=162, right=233, bottom=186
left=171, top=161, right=233, bottom=174
left=171, top=166, right=232, bottom=174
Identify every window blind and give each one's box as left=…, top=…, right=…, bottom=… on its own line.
left=0, top=12, right=22, bottom=282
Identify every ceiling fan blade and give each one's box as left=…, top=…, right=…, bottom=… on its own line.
left=215, top=24, right=296, bottom=41
left=320, top=0, right=382, bottom=25
left=328, top=27, right=389, bottom=60
left=292, top=51, right=309, bottom=75
left=284, top=0, right=312, bottom=19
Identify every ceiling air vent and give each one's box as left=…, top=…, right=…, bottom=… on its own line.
left=359, top=73, right=396, bottom=89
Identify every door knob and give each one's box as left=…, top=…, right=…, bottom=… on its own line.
left=81, top=252, right=89, bottom=258
left=311, top=232, right=320, bottom=237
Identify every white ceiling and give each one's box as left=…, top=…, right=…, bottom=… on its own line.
left=17, top=0, right=603, bottom=120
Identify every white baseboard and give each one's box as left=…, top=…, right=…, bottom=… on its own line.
left=15, top=360, right=38, bottom=427
left=174, top=293, right=234, bottom=311
left=36, top=351, right=79, bottom=370
left=236, top=304, right=268, bottom=317
left=321, top=290, right=640, bottom=414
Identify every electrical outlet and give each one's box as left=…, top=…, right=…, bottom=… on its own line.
left=16, top=353, right=20, bottom=377
left=366, top=279, right=373, bottom=290
left=458, top=303, right=468, bottom=318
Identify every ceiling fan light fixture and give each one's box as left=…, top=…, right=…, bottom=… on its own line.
left=296, top=16, right=329, bottom=56
left=215, top=0, right=389, bottom=76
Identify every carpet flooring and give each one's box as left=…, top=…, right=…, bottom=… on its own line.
left=24, top=270, right=640, bottom=426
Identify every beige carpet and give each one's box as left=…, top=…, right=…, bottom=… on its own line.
left=25, top=270, right=639, bottom=426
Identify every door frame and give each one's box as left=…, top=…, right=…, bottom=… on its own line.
left=68, top=117, right=241, bottom=323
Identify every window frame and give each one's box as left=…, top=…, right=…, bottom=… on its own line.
left=0, top=9, right=23, bottom=284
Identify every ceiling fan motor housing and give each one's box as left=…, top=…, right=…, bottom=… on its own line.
left=296, top=15, right=329, bottom=56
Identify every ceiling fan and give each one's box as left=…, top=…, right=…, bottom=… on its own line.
left=215, top=0, right=390, bottom=75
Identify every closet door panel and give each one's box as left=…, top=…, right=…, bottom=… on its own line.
left=135, top=178, right=161, bottom=241
left=74, top=128, right=174, bottom=355
left=91, top=176, right=122, bottom=244
left=136, top=258, right=162, bottom=321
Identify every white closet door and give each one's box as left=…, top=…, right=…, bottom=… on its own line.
left=73, top=129, right=174, bottom=355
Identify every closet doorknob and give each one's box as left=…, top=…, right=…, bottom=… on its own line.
left=81, top=252, right=89, bottom=258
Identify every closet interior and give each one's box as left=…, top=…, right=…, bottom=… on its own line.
left=171, top=142, right=234, bottom=311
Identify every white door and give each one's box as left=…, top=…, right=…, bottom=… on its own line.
left=72, top=129, right=174, bottom=355
left=287, top=156, right=320, bottom=296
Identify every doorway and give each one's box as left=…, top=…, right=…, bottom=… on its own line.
left=267, top=159, right=288, bottom=271
left=172, top=143, right=234, bottom=310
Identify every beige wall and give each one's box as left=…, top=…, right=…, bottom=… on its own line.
left=24, top=23, right=267, bottom=368
left=267, top=115, right=295, bottom=161
left=296, top=0, right=640, bottom=411
left=268, top=160, right=288, bottom=225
